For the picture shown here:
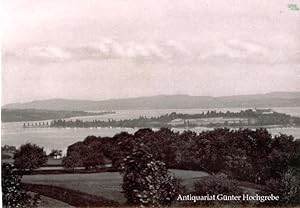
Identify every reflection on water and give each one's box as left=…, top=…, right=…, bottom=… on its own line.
left=2, top=107, right=300, bottom=154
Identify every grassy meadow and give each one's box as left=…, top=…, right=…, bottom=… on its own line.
left=22, top=169, right=209, bottom=203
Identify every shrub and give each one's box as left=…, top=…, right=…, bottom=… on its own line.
left=262, top=168, right=300, bottom=205
left=2, top=163, right=40, bottom=208
left=193, top=174, right=244, bottom=205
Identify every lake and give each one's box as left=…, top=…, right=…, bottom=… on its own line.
left=2, top=107, right=300, bottom=154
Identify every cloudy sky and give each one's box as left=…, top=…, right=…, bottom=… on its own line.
left=2, top=0, right=300, bottom=104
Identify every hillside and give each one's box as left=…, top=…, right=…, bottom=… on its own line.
left=3, top=92, right=300, bottom=111
left=1, top=109, right=115, bottom=122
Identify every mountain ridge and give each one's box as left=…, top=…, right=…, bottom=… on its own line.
left=3, top=92, right=300, bottom=111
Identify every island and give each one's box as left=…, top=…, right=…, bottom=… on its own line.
left=45, top=109, right=300, bottom=128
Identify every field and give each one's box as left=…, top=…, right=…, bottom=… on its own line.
left=22, top=169, right=209, bottom=203
left=38, top=195, right=75, bottom=208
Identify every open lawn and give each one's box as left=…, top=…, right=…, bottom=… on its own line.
left=23, top=183, right=118, bottom=207
left=38, top=195, right=74, bottom=208
left=22, top=169, right=209, bottom=203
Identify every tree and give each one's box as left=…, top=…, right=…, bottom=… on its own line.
left=2, top=163, right=39, bottom=207
left=82, top=141, right=105, bottom=169
left=62, top=151, right=82, bottom=169
left=14, top=143, right=47, bottom=171
left=111, top=132, right=136, bottom=169
left=63, top=138, right=105, bottom=170
left=63, top=142, right=86, bottom=169
left=120, top=143, right=179, bottom=206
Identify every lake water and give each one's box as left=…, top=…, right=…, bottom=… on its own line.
left=2, top=107, right=300, bottom=154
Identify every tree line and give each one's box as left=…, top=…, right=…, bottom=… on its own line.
left=63, top=128, right=299, bottom=184
left=4, top=127, right=300, bottom=206
left=62, top=127, right=300, bottom=205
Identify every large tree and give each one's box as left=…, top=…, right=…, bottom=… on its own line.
left=14, top=143, right=47, bottom=171
left=63, top=138, right=105, bottom=170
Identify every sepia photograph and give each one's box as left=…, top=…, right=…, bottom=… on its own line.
left=1, top=0, right=300, bottom=207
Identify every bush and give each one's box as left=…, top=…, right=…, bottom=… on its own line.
left=121, top=143, right=180, bottom=206
left=193, top=174, right=244, bottom=205
left=262, top=168, right=300, bottom=206
left=2, top=163, right=40, bottom=208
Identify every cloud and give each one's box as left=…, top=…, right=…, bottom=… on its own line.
left=3, top=39, right=191, bottom=63
left=4, top=46, right=72, bottom=63
left=28, top=46, right=72, bottom=60
left=198, top=39, right=300, bottom=65
left=199, top=40, right=267, bottom=63
left=77, top=40, right=194, bottom=61
left=3, top=39, right=299, bottom=65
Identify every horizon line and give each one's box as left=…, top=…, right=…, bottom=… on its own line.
left=3, top=90, right=300, bottom=107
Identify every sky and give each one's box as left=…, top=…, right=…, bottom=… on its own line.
left=2, top=0, right=300, bottom=104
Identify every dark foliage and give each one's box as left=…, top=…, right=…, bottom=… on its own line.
left=63, top=136, right=105, bottom=169
left=193, top=174, right=244, bottom=205
left=194, top=175, right=243, bottom=195
left=14, top=143, right=48, bottom=171
left=2, top=163, right=40, bottom=208
left=64, top=127, right=299, bottom=205
left=1, top=145, right=17, bottom=152
left=120, top=143, right=180, bottom=206
left=65, top=128, right=299, bottom=185
left=111, top=132, right=136, bottom=168
left=261, top=168, right=300, bottom=206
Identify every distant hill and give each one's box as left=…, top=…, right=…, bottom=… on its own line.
left=3, top=92, right=300, bottom=111
left=1, top=109, right=115, bottom=122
